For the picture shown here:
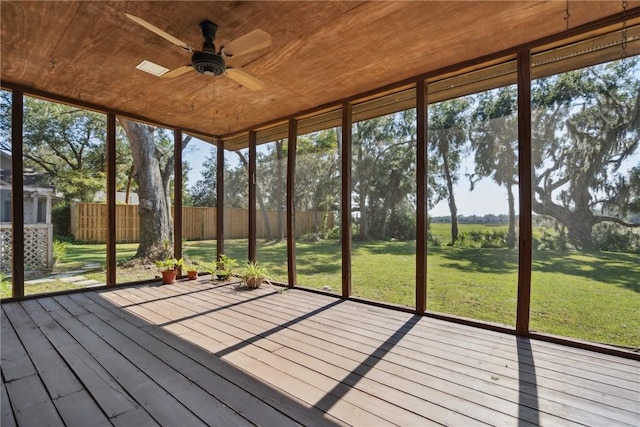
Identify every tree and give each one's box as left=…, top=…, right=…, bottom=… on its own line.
left=626, top=166, right=640, bottom=215
left=223, top=150, right=249, bottom=209
left=192, top=141, right=287, bottom=241
left=119, top=120, right=192, bottom=260
left=190, top=147, right=218, bottom=207
left=429, top=99, right=470, bottom=244
left=0, top=94, right=108, bottom=203
left=531, top=59, right=640, bottom=249
left=295, top=129, right=340, bottom=234
left=255, top=140, right=287, bottom=241
left=470, top=87, right=519, bottom=249
left=235, top=148, right=275, bottom=240
left=275, top=140, right=285, bottom=241
left=352, top=110, right=416, bottom=240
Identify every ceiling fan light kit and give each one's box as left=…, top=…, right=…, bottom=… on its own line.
left=192, top=51, right=226, bottom=76
left=135, top=60, right=169, bottom=76
left=126, top=13, right=271, bottom=90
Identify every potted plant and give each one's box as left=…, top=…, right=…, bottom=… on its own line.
left=241, top=261, right=271, bottom=289
left=155, top=257, right=183, bottom=284
left=184, top=263, right=198, bottom=280
left=214, top=254, right=238, bottom=281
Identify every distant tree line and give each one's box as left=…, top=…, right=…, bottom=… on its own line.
left=431, top=214, right=513, bottom=224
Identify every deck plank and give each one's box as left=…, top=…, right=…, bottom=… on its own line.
left=1, top=381, right=17, bottom=427
left=2, top=280, right=638, bottom=427
left=2, top=302, right=111, bottom=427
left=212, top=285, right=640, bottom=415
left=51, top=391, right=112, bottom=427
left=99, top=288, right=403, bottom=427
left=52, top=294, right=252, bottom=427
left=34, top=296, right=206, bottom=427
left=216, top=284, right=640, bottom=393
left=85, top=291, right=349, bottom=427
left=128, top=285, right=503, bottom=426
left=110, top=407, right=160, bottom=427
left=154, top=283, right=626, bottom=426
left=162, top=281, right=639, bottom=426
left=65, top=292, right=303, bottom=427
left=5, top=374, right=64, bottom=427
left=3, top=302, right=85, bottom=400
left=20, top=299, right=142, bottom=419
left=1, top=307, right=37, bottom=382
left=281, top=289, right=637, bottom=380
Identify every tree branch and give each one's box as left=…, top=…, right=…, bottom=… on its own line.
left=593, top=215, right=640, bottom=227
left=22, top=153, right=57, bottom=175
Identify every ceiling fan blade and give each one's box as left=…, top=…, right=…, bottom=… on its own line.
left=221, top=29, right=271, bottom=58
left=225, top=67, right=265, bottom=91
left=125, top=13, right=193, bottom=52
left=161, top=65, right=194, bottom=79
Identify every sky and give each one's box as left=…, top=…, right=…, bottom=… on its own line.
left=430, top=177, right=514, bottom=217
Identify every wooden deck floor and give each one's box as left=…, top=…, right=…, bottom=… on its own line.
left=1, top=279, right=639, bottom=427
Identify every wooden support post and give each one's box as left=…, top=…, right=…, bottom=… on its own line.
left=416, top=81, right=428, bottom=313
left=174, top=129, right=183, bottom=263
left=11, top=90, right=24, bottom=298
left=516, top=50, right=533, bottom=334
left=286, top=119, right=297, bottom=287
left=341, top=104, right=352, bottom=298
left=248, top=131, right=257, bottom=263
left=216, top=139, right=225, bottom=260
left=106, top=113, right=116, bottom=286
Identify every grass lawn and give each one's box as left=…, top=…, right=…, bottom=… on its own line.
left=3, top=230, right=638, bottom=348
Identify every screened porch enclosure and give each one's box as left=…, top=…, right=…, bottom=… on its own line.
left=1, top=2, right=640, bottom=426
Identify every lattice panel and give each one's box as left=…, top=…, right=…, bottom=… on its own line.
left=24, top=227, right=50, bottom=271
left=0, top=226, right=52, bottom=275
left=0, top=228, right=11, bottom=273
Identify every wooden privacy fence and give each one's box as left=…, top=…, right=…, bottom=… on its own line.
left=70, top=203, right=334, bottom=243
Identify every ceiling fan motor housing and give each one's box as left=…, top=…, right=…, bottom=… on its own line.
left=192, top=51, right=226, bottom=76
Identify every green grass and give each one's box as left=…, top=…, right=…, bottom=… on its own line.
left=3, top=232, right=638, bottom=348
left=426, top=246, right=519, bottom=326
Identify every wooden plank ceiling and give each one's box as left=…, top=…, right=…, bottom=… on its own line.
left=1, top=1, right=638, bottom=142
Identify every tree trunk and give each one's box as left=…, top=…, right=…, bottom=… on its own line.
left=358, top=185, right=368, bottom=240
left=566, top=212, right=595, bottom=250
left=257, top=186, right=272, bottom=240
left=125, top=164, right=135, bottom=204
left=276, top=140, right=284, bottom=241
left=506, top=182, right=516, bottom=249
left=442, top=152, right=458, bottom=244
left=532, top=196, right=596, bottom=250
left=381, top=170, right=400, bottom=239
left=336, top=127, right=343, bottom=235
left=356, top=124, right=368, bottom=240
left=120, top=119, right=173, bottom=260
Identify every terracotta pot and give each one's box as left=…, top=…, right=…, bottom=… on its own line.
left=161, top=270, right=177, bottom=284
left=246, top=277, right=265, bottom=289
left=187, top=270, right=198, bottom=280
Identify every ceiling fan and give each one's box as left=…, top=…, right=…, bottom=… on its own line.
left=126, top=13, right=271, bottom=91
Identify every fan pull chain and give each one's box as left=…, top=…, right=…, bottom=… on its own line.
left=564, top=0, right=571, bottom=32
